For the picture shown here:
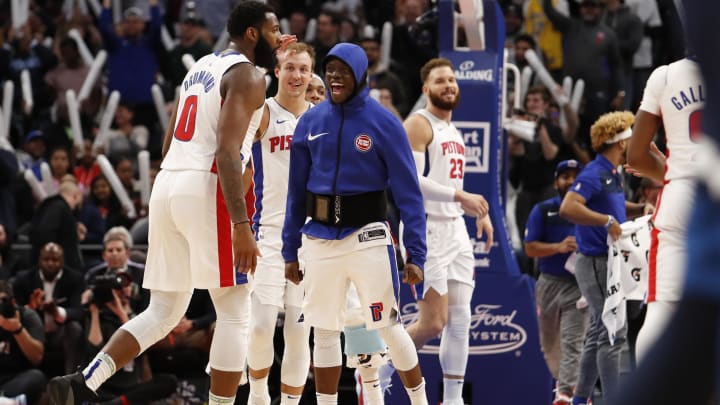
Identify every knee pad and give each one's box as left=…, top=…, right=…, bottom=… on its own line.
left=209, top=286, right=251, bottom=372
left=344, top=324, right=386, bottom=357
left=439, top=305, right=471, bottom=376
left=313, top=328, right=342, bottom=368
left=121, top=290, right=192, bottom=352
left=377, top=324, right=418, bottom=372
left=446, top=305, right=471, bottom=339
left=281, top=306, right=311, bottom=387
left=247, top=298, right=279, bottom=370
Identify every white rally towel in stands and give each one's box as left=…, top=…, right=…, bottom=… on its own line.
left=603, top=215, right=652, bottom=345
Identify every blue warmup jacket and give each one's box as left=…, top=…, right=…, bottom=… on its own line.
left=281, top=43, right=427, bottom=268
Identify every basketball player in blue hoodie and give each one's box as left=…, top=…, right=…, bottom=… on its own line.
left=282, top=43, right=429, bottom=404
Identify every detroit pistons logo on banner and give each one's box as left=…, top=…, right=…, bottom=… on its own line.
left=355, top=134, right=372, bottom=152
left=401, top=303, right=527, bottom=355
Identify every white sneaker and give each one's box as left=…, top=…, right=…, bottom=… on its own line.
left=347, top=350, right=389, bottom=369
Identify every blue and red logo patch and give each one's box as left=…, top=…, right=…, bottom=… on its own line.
left=355, top=134, right=373, bottom=152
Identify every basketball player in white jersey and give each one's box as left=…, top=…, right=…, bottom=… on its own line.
left=48, top=3, right=294, bottom=405
left=403, top=58, right=493, bottom=405
left=626, top=56, right=704, bottom=360
left=245, top=42, right=314, bottom=405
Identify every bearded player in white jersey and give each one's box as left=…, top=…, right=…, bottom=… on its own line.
left=626, top=56, right=704, bottom=360
left=245, top=42, right=314, bottom=405
left=403, top=58, right=493, bottom=405
left=48, top=3, right=295, bottom=405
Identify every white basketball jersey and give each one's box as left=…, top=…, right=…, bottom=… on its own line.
left=639, top=58, right=704, bottom=181
left=162, top=50, right=262, bottom=172
left=252, top=98, right=312, bottom=229
left=415, top=109, right=464, bottom=219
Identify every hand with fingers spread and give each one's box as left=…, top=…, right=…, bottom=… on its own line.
left=233, top=223, right=261, bottom=275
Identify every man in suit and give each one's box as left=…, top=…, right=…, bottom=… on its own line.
left=13, top=243, right=86, bottom=375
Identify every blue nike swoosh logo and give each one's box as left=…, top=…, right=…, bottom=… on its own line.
left=276, top=119, right=289, bottom=124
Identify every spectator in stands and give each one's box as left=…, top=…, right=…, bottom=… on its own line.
left=288, top=10, right=309, bottom=40
left=53, top=6, right=104, bottom=56
left=0, top=20, right=58, bottom=123
left=625, top=0, right=663, bottom=111
left=181, top=0, right=237, bottom=40
left=361, top=34, right=409, bottom=116
left=542, top=0, right=624, bottom=150
left=44, top=36, right=100, bottom=124
left=74, top=139, right=101, bottom=195
left=105, top=103, right=149, bottom=162
left=0, top=280, right=46, bottom=405
left=98, top=0, right=162, bottom=129
left=163, top=14, right=213, bottom=88
left=600, top=0, right=643, bottom=110
left=339, top=16, right=359, bottom=42
left=509, top=86, right=564, bottom=250
left=16, top=130, right=46, bottom=172
left=513, top=33, right=536, bottom=72
left=112, top=156, right=142, bottom=218
left=29, top=181, right=85, bottom=270
left=391, top=0, right=434, bottom=109
left=524, top=0, right=566, bottom=79
left=311, top=10, right=341, bottom=73
left=86, top=230, right=148, bottom=314
left=13, top=243, right=85, bottom=376
left=0, top=150, right=18, bottom=244
left=0, top=224, right=19, bottom=280
left=87, top=175, right=133, bottom=231
left=46, top=146, right=73, bottom=187
left=504, top=3, right=524, bottom=49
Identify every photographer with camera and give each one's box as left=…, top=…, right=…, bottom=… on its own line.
left=12, top=243, right=85, bottom=376
left=86, top=230, right=149, bottom=314
left=82, top=267, right=177, bottom=403
left=508, top=87, right=565, bottom=271
left=0, top=280, right=46, bottom=405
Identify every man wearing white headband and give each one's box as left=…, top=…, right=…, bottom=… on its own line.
left=558, top=111, right=652, bottom=405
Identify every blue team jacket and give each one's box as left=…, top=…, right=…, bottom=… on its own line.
left=281, top=43, right=427, bottom=268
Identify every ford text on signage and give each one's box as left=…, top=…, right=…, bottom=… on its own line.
left=455, top=60, right=494, bottom=82
left=401, top=303, right=527, bottom=355
left=455, top=121, right=490, bottom=174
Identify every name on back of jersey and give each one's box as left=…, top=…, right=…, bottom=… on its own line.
left=183, top=70, right=216, bottom=93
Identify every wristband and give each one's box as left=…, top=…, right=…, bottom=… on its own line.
left=232, top=219, right=250, bottom=226
left=604, top=215, right=615, bottom=229
left=11, top=325, right=23, bottom=335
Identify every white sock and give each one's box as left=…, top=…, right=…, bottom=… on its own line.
left=406, top=378, right=428, bottom=405
left=443, top=377, right=464, bottom=402
left=208, top=392, right=235, bottom=405
left=316, top=392, right=337, bottom=404
left=82, top=352, right=116, bottom=392
left=280, top=393, right=302, bottom=404
left=249, top=375, right=270, bottom=404
left=358, top=367, right=383, bottom=404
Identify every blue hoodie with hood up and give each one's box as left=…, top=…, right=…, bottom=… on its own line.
left=281, top=43, right=427, bottom=269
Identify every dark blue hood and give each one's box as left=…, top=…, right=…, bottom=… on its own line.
left=323, top=43, right=368, bottom=101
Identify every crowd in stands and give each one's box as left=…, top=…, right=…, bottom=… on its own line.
left=0, top=0, right=686, bottom=403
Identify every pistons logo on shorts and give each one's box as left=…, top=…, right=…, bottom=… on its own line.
left=355, top=134, right=373, bottom=152
left=369, top=302, right=384, bottom=322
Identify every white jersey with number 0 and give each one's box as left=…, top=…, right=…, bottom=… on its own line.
left=252, top=97, right=312, bottom=229
left=162, top=50, right=262, bottom=172
left=415, top=109, right=464, bottom=219
left=639, top=58, right=704, bottom=181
